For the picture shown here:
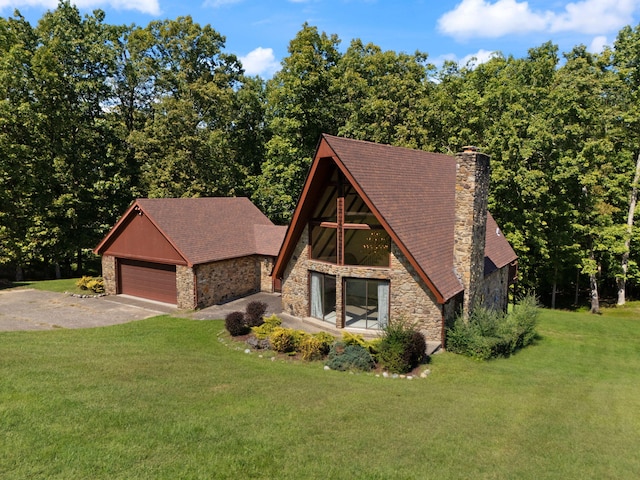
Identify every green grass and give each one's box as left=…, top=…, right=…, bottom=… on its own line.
left=11, top=278, right=84, bottom=294
left=1, top=306, right=640, bottom=479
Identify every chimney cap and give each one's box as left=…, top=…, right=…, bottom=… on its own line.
left=462, top=145, right=478, bottom=153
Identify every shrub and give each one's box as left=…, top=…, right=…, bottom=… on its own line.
left=86, top=278, right=105, bottom=294
left=225, top=311, right=249, bottom=337
left=252, top=314, right=282, bottom=339
left=378, top=320, right=426, bottom=374
left=76, top=276, right=93, bottom=290
left=300, top=335, right=324, bottom=361
left=341, top=331, right=366, bottom=347
left=326, top=342, right=375, bottom=372
left=299, top=332, right=336, bottom=361
left=76, top=276, right=104, bottom=294
left=245, top=301, right=267, bottom=327
left=269, top=327, right=301, bottom=353
left=447, top=295, right=539, bottom=360
left=313, top=332, right=336, bottom=356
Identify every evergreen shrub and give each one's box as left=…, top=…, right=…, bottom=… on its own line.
left=447, top=295, right=539, bottom=360
left=225, top=311, right=249, bottom=337
left=269, top=327, right=304, bottom=353
left=377, top=320, right=426, bottom=374
left=252, top=314, right=282, bottom=339
left=245, top=301, right=267, bottom=327
left=325, top=342, right=375, bottom=372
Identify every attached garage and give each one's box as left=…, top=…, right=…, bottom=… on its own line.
left=118, top=259, right=177, bottom=304
left=94, top=197, right=286, bottom=309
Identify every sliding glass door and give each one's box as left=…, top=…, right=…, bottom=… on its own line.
left=344, top=278, right=389, bottom=330
left=310, top=272, right=336, bottom=323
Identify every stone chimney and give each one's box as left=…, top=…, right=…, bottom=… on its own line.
left=454, top=146, right=490, bottom=318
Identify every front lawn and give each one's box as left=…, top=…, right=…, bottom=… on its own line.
left=1, top=306, right=639, bottom=479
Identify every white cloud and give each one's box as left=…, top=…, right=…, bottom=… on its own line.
left=438, top=0, right=551, bottom=40
left=438, top=0, right=640, bottom=40
left=460, top=49, right=500, bottom=67
left=588, top=35, right=608, bottom=53
left=0, top=0, right=160, bottom=15
left=239, top=47, right=281, bottom=77
left=550, top=0, right=637, bottom=34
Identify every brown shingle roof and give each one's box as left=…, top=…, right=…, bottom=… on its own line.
left=323, top=135, right=462, bottom=300
left=96, top=197, right=285, bottom=266
left=272, top=134, right=518, bottom=303
left=485, top=212, right=518, bottom=275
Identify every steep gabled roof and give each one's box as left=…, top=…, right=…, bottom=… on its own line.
left=272, top=134, right=517, bottom=303
left=95, top=197, right=286, bottom=266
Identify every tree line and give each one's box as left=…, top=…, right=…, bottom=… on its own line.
left=2, top=1, right=640, bottom=311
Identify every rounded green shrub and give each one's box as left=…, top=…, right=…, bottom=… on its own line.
left=225, top=311, right=249, bottom=337
left=325, top=342, right=375, bottom=372
left=378, top=321, right=426, bottom=374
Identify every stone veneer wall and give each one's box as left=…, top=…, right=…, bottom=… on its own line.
left=259, top=256, right=274, bottom=293
left=176, top=265, right=196, bottom=309
left=101, top=255, right=117, bottom=295
left=281, top=226, right=444, bottom=343
left=194, top=256, right=261, bottom=308
left=483, top=266, right=510, bottom=312
left=453, top=150, right=490, bottom=318
left=389, top=244, right=443, bottom=342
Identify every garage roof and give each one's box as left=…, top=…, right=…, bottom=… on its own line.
left=95, top=197, right=287, bottom=267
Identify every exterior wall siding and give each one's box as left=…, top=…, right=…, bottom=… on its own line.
left=280, top=226, right=444, bottom=343
left=101, top=255, right=117, bottom=295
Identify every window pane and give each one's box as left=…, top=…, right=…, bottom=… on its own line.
left=344, top=186, right=381, bottom=225
left=311, top=225, right=337, bottom=263
left=323, top=275, right=336, bottom=322
left=312, top=185, right=337, bottom=222
left=344, top=278, right=389, bottom=329
left=344, top=229, right=390, bottom=267
left=310, top=272, right=336, bottom=323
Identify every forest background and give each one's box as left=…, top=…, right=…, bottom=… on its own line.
left=2, top=1, right=640, bottom=311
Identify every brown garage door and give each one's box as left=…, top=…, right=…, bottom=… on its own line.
left=118, top=259, right=177, bottom=304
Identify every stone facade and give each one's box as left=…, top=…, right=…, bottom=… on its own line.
left=101, top=255, right=117, bottom=295
left=260, top=257, right=275, bottom=293
left=194, top=256, right=265, bottom=309
left=454, top=149, right=490, bottom=318
left=483, top=265, right=510, bottom=312
left=176, top=265, right=196, bottom=309
left=280, top=226, right=444, bottom=343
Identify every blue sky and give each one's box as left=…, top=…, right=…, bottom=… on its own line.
left=2, top=0, right=640, bottom=77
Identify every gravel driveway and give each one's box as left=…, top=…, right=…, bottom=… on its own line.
left=0, top=289, right=168, bottom=331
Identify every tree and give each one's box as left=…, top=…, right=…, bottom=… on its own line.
left=128, top=17, right=245, bottom=198
left=612, top=25, right=640, bottom=305
left=0, top=13, right=39, bottom=279
left=335, top=39, right=436, bottom=149
left=252, top=23, right=342, bottom=223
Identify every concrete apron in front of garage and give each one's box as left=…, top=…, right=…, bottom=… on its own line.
left=0, top=289, right=165, bottom=331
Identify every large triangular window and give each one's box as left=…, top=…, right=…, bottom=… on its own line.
left=309, top=166, right=390, bottom=267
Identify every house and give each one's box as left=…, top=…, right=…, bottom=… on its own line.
left=271, top=134, right=517, bottom=346
left=94, top=197, right=286, bottom=309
